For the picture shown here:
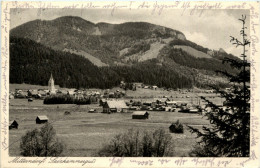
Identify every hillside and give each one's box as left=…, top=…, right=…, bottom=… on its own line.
left=10, top=37, right=196, bottom=89
left=173, top=45, right=212, bottom=59
left=10, top=16, right=186, bottom=66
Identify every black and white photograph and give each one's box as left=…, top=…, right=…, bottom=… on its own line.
left=1, top=1, right=260, bottom=167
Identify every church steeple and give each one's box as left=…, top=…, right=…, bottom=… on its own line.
left=48, top=73, right=55, bottom=94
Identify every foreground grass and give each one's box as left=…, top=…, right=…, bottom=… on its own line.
left=9, top=99, right=209, bottom=157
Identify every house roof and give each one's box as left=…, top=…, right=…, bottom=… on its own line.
left=58, top=90, right=67, bottom=94
left=166, top=101, right=177, bottom=104
left=132, top=111, right=149, bottom=115
left=143, top=99, right=155, bottom=104
left=154, top=98, right=169, bottom=102
left=100, top=99, right=107, bottom=102
left=37, top=115, right=48, bottom=120
left=106, top=100, right=128, bottom=109
left=38, top=90, right=47, bottom=94
left=10, top=120, right=18, bottom=125
left=67, top=90, right=75, bottom=94
left=29, top=90, right=38, bottom=94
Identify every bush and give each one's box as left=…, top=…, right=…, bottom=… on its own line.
left=20, top=123, right=65, bottom=156
left=169, top=120, right=184, bottom=133
left=64, top=111, right=71, bottom=115
left=98, top=128, right=174, bottom=157
left=43, top=95, right=90, bottom=104
left=189, top=143, right=218, bottom=157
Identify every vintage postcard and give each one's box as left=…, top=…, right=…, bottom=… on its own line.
left=1, top=1, right=260, bottom=168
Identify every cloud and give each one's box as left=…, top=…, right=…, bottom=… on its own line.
left=225, top=46, right=243, bottom=57
left=183, top=31, right=208, bottom=46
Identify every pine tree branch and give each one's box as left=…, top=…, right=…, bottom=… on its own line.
left=221, top=57, right=250, bottom=69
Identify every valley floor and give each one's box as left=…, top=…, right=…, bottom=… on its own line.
left=9, top=98, right=211, bottom=157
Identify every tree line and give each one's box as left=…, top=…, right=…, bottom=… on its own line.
left=10, top=37, right=192, bottom=89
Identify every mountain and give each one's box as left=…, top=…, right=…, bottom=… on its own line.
left=10, top=16, right=239, bottom=89
left=10, top=16, right=186, bottom=66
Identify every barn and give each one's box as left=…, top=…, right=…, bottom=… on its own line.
left=132, top=111, right=149, bottom=119
left=9, top=120, right=18, bottom=129
left=36, top=116, right=48, bottom=124
left=103, top=100, right=128, bottom=113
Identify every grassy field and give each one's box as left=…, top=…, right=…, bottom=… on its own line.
left=9, top=98, right=212, bottom=157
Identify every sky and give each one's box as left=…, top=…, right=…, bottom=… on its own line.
left=10, top=8, right=250, bottom=56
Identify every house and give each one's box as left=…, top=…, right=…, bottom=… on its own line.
left=108, top=92, right=115, bottom=98
left=103, top=100, right=128, bottom=113
left=88, top=109, right=96, bottom=113
left=57, top=90, right=67, bottom=95
left=166, top=101, right=177, bottom=106
left=152, top=86, right=158, bottom=90
left=99, top=99, right=107, bottom=106
left=74, top=93, right=84, bottom=99
left=15, top=91, right=27, bottom=98
left=133, top=83, right=143, bottom=88
left=143, top=100, right=155, bottom=107
left=38, top=90, right=47, bottom=97
left=28, top=90, right=38, bottom=98
left=132, top=111, right=149, bottom=119
left=36, top=116, right=48, bottom=124
left=9, top=120, right=18, bottom=129
left=67, top=90, right=75, bottom=96
left=95, top=91, right=101, bottom=96
left=154, top=98, right=170, bottom=105
left=165, top=107, right=172, bottom=112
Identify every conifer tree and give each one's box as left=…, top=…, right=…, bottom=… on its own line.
left=188, top=15, right=250, bottom=157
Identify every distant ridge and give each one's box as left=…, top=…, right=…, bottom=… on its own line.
left=10, top=16, right=186, bottom=65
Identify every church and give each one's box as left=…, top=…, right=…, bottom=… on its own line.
left=48, top=74, right=56, bottom=94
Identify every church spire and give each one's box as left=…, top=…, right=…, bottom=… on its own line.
left=48, top=73, right=55, bottom=94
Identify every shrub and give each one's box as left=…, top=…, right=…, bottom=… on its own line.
left=189, top=143, right=218, bottom=157
left=98, top=128, right=174, bottom=157
left=169, top=120, right=184, bottom=133
left=43, top=95, right=91, bottom=104
left=20, top=123, right=65, bottom=156
left=20, top=129, right=42, bottom=156
left=64, top=111, right=71, bottom=115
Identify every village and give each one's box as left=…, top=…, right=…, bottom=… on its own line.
left=9, top=74, right=223, bottom=118
left=9, top=74, right=228, bottom=157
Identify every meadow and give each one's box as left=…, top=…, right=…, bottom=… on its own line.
left=9, top=97, right=212, bottom=157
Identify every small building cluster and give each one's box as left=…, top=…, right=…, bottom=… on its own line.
left=9, top=115, right=49, bottom=130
